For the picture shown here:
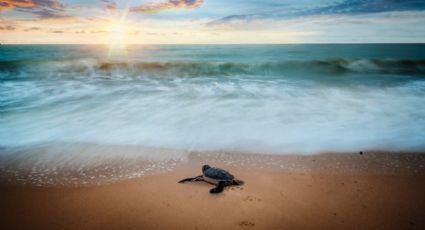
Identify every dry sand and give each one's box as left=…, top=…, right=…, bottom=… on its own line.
left=1, top=152, right=425, bottom=229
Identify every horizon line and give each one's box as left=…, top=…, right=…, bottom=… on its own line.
left=1, top=42, right=425, bottom=45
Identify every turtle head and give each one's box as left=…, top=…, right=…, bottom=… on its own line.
left=202, top=165, right=211, bottom=172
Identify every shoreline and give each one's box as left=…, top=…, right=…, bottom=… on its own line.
left=1, top=152, right=425, bottom=229
left=1, top=150, right=425, bottom=186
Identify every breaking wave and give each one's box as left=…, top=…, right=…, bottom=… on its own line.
left=1, top=58, right=424, bottom=79
left=1, top=44, right=425, bottom=164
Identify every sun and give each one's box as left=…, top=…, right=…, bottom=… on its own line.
left=108, top=21, right=129, bottom=56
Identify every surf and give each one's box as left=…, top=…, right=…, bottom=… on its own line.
left=1, top=44, right=425, bottom=158
left=1, top=59, right=425, bottom=80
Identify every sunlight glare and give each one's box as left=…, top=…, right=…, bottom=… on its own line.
left=108, top=21, right=129, bottom=56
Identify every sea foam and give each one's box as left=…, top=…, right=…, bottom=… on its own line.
left=1, top=44, right=425, bottom=160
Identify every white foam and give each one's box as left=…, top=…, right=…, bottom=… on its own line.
left=1, top=76, right=425, bottom=155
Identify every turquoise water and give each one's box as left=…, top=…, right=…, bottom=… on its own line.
left=1, top=44, right=425, bottom=154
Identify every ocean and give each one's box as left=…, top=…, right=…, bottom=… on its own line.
left=1, top=44, right=425, bottom=155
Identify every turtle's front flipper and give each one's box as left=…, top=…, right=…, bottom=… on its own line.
left=178, top=175, right=203, bottom=183
left=232, top=179, right=244, bottom=186
left=210, top=181, right=226, bottom=194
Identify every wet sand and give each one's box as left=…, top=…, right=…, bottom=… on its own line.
left=1, top=152, right=425, bottom=229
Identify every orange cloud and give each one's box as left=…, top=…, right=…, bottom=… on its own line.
left=130, top=0, right=204, bottom=13
left=0, top=0, right=71, bottom=20
left=0, top=0, right=37, bottom=11
left=0, top=25, right=17, bottom=30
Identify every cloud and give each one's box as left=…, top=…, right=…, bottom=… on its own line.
left=0, top=0, right=63, bottom=11
left=101, top=0, right=116, bottom=11
left=27, top=8, right=67, bottom=19
left=130, top=0, right=204, bottom=13
left=24, top=26, right=41, bottom=31
left=0, top=0, right=71, bottom=19
left=0, top=25, right=16, bottom=30
left=0, top=0, right=36, bottom=11
left=208, top=0, right=425, bottom=27
left=90, top=30, right=107, bottom=34
left=51, top=30, right=63, bottom=33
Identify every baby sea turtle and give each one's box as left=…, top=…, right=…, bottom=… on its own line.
left=178, top=165, right=244, bottom=194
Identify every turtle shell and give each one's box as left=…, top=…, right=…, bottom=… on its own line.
left=203, top=167, right=234, bottom=181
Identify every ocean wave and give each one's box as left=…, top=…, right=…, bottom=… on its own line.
left=1, top=58, right=424, bottom=78
left=2, top=74, right=425, bottom=152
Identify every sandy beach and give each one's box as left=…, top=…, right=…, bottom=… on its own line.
left=1, top=152, right=425, bottom=230
left=1, top=3, right=425, bottom=227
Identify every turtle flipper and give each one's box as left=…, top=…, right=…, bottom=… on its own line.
left=210, top=181, right=226, bottom=194
left=232, top=179, right=244, bottom=186
left=178, top=175, right=203, bottom=183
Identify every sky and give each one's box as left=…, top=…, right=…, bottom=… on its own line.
left=0, top=0, right=425, bottom=44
